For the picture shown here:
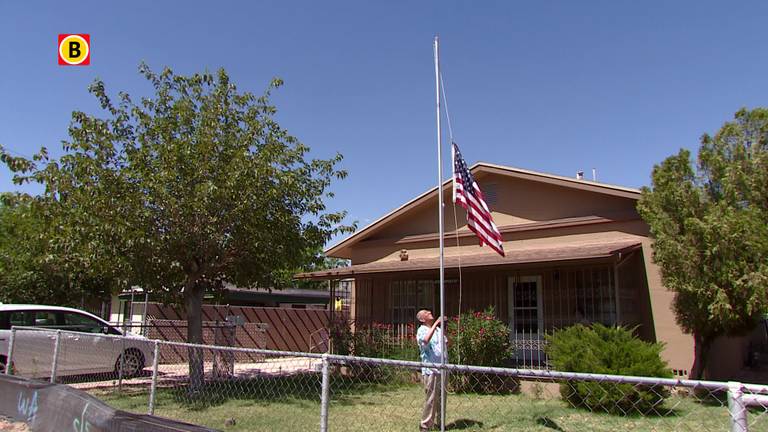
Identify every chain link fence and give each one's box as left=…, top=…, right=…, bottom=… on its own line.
left=4, top=327, right=768, bottom=431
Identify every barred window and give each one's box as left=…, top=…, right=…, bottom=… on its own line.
left=390, top=280, right=436, bottom=326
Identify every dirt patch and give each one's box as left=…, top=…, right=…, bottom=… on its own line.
left=0, top=417, right=29, bottom=432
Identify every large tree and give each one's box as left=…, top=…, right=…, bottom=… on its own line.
left=637, top=108, right=768, bottom=379
left=2, top=65, right=353, bottom=390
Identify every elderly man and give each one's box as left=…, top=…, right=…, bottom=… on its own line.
left=416, top=309, right=446, bottom=431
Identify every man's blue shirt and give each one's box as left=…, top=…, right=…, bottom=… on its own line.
left=417, top=324, right=445, bottom=375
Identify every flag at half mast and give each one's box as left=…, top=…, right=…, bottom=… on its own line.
left=452, top=142, right=505, bottom=256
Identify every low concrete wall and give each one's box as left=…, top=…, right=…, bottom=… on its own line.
left=0, top=374, right=216, bottom=432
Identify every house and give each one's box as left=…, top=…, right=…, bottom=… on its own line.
left=296, top=162, right=755, bottom=380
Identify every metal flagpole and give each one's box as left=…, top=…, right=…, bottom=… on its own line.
left=433, top=35, right=447, bottom=432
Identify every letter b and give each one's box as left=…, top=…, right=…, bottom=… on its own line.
left=69, top=41, right=81, bottom=58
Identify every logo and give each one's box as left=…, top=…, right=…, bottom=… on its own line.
left=58, top=34, right=90, bottom=66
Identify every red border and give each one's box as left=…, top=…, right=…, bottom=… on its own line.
left=58, top=34, right=90, bottom=66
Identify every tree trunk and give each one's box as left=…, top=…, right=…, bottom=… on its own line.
left=185, top=277, right=205, bottom=395
left=690, top=333, right=712, bottom=380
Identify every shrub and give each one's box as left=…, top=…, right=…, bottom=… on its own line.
left=329, top=316, right=354, bottom=356
left=446, top=307, right=516, bottom=393
left=349, top=323, right=418, bottom=383
left=384, top=340, right=419, bottom=362
left=352, top=323, right=389, bottom=358
left=447, top=307, right=513, bottom=367
left=545, top=324, right=673, bottom=414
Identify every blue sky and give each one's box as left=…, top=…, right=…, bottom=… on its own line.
left=2, top=1, right=767, bottom=238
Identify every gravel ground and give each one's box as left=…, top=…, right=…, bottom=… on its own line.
left=0, top=417, right=29, bottom=432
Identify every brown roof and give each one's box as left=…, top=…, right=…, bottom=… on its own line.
left=296, top=239, right=641, bottom=280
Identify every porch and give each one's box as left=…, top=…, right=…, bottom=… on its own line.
left=295, top=239, right=653, bottom=368
left=335, top=244, right=650, bottom=368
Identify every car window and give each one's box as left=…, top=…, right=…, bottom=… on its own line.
left=10, top=311, right=33, bottom=328
left=62, top=312, right=106, bottom=334
left=0, top=311, right=36, bottom=329
left=32, top=311, right=59, bottom=328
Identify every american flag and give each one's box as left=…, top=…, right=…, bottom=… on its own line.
left=452, top=142, right=505, bottom=256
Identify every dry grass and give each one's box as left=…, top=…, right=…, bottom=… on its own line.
left=91, top=378, right=768, bottom=432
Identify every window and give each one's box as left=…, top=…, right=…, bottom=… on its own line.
left=0, top=311, right=35, bottom=330
left=512, top=279, right=540, bottom=334
left=549, top=265, right=618, bottom=329
left=62, top=312, right=106, bottom=334
left=391, top=280, right=436, bottom=326
left=33, top=311, right=59, bottom=328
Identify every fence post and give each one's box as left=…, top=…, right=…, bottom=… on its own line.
left=4, top=328, right=15, bottom=375
left=118, top=333, right=126, bottom=392
left=148, top=340, right=160, bottom=415
left=50, top=330, right=61, bottom=383
left=319, top=353, right=330, bottom=432
left=728, top=381, right=748, bottom=432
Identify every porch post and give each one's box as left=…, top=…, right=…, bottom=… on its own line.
left=329, top=279, right=335, bottom=323
left=613, top=263, right=621, bottom=325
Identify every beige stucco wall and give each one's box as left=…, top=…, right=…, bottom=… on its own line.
left=366, top=173, right=640, bottom=251
left=640, top=241, right=695, bottom=375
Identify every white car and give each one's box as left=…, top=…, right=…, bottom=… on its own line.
left=0, top=304, right=154, bottom=379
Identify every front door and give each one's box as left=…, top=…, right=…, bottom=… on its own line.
left=508, top=276, right=544, bottom=367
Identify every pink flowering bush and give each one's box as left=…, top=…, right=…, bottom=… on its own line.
left=447, top=307, right=512, bottom=367
left=447, top=307, right=516, bottom=393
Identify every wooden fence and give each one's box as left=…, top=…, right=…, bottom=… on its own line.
left=145, top=319, right=268, bottom=363
left=145, top=303, right=330, bottom=352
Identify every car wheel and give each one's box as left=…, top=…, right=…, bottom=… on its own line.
left=115, top=349, right=145, bottom=378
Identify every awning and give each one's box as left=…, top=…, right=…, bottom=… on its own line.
left=295, top=239, right=642, bottom=280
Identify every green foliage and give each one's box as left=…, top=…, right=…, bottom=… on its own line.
left=2, top=64, right=354, bottom=298
left=351, top=323, right=409, bottom=357
left=384, top=340, right=420, bottom=362
left=334, top=323, right=418, bottom=382
left=637, top=107, right=768, bottom=378
left=352, top=323, right=390, bottom=358
left=329, top=316, right=353, bottom=356
left=1, top=65, right=354, bottom=389
left=333, top=321, right=418, bottom=384
left=447, top=307, right=513, bottom=367
left=329, top=320, right=418, bottom=361
left=546, top=324, right=672, bottom=414
left=446, top=308, right=516, bottom=393
left=0, top=193, right=111, bottom=305
left=295, top=256, right=351, bottom=290
left=1, top=63, right=354, bottom=300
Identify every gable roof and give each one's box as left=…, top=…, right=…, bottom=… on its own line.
left=326, top=162, right=641, bottom=257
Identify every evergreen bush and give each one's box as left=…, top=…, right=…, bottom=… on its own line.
left=546, top=324, right=673, bottom=414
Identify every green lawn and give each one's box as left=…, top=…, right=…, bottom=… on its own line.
left=92, top=378, right=766, bottom=432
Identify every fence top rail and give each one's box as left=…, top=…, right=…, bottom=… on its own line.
left=324, top=354, right=764, bottom=392
left=10, top=326, right=768, bottom=393
left=10, top=325, right=325, bottom=360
